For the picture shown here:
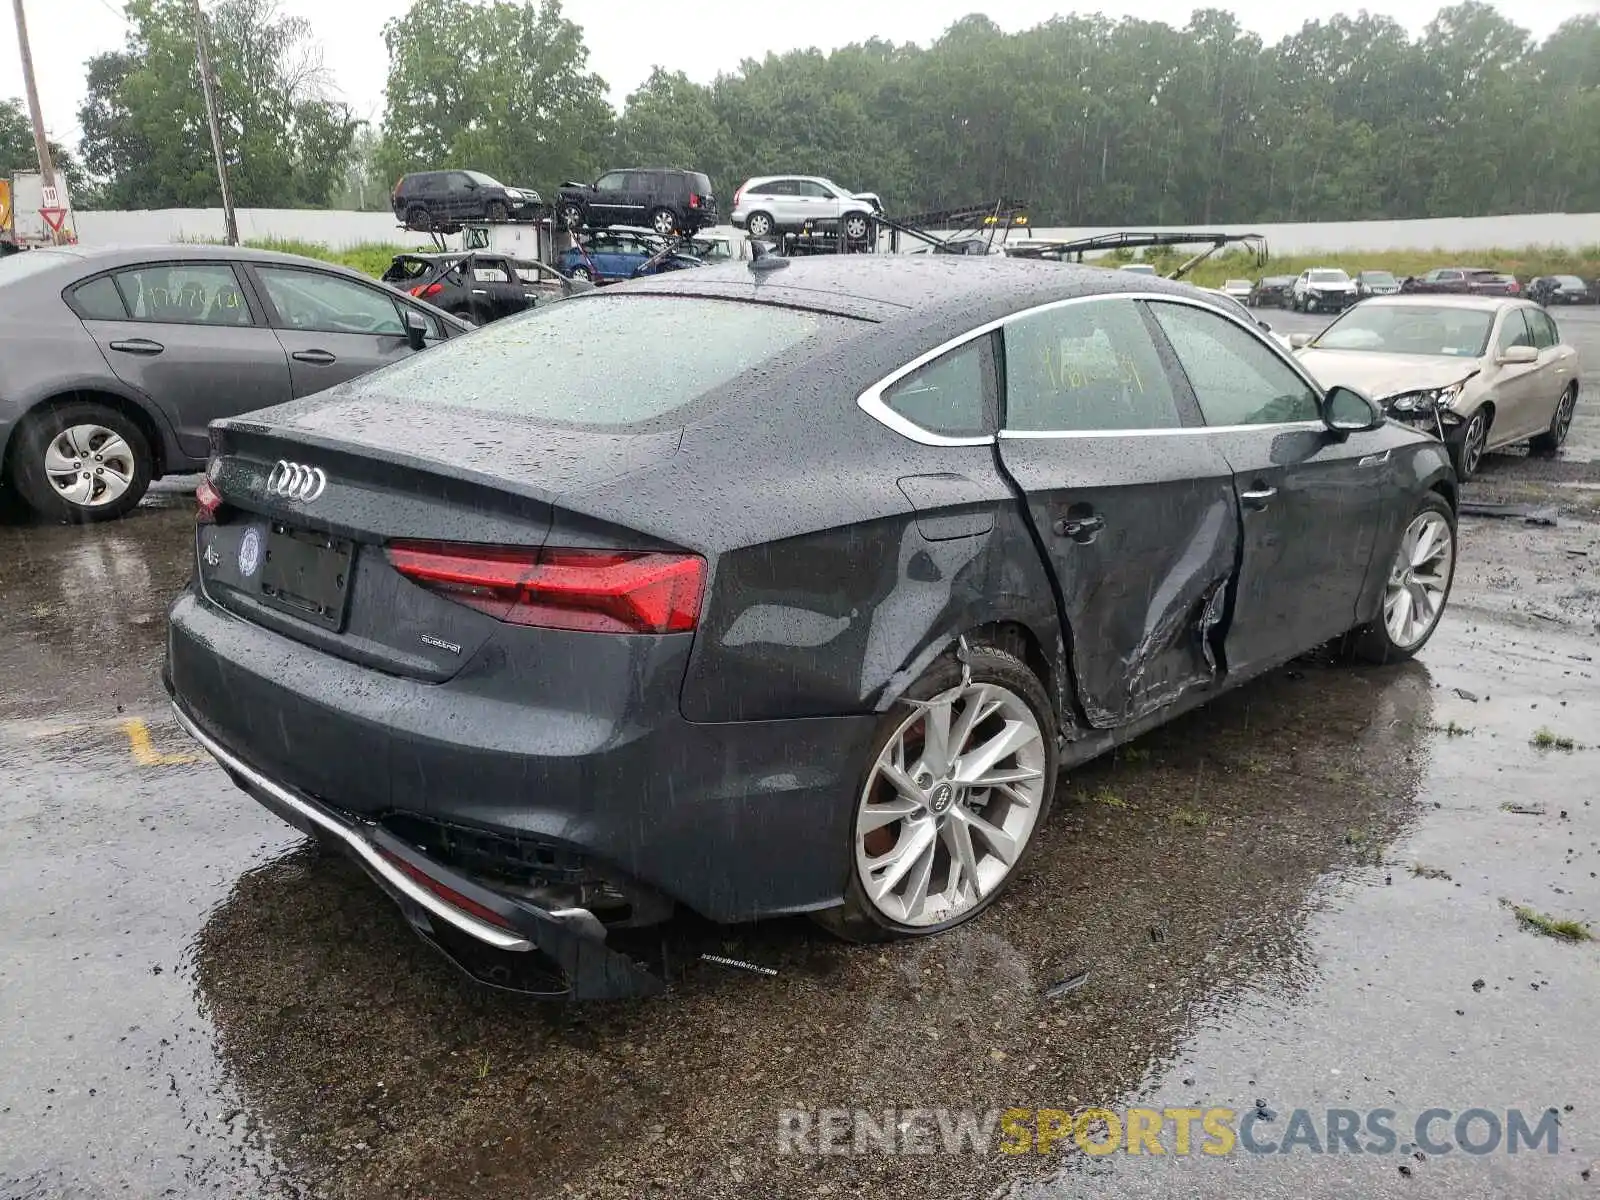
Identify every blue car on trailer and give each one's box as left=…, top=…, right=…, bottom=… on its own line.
left=557, top=228, right=703, bottom=284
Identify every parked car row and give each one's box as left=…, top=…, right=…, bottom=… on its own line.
left=1248, top=267, right=1598, bottom=309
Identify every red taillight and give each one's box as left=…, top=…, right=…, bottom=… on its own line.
left=196, top=477, right=223, bottom=524
left=689, top=193, right=700, bottom=209
left=409, top=282, right=444, bottom=300
left=377, top=850, right=519, bottom=931
left=385, top=542, right=705, bottom=634
left=1508, top=280, right=1521, bottom=294
left=392, top=177, right=403, bottom=197
left=733, top=187, right=743, bottom=208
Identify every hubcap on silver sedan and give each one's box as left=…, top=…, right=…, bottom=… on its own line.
left=855, top=681, right=1047, bottom=927
left=1384, top=511, right=1454, bottom=650
left=44, top=424, right=136, bottom=508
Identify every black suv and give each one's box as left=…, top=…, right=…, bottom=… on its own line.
left=392, top=171, right=543, bottom=232
left=556, top=169, right=717, bottom=236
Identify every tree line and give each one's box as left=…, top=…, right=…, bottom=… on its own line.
left=4, top=0, right=1598, bottom=223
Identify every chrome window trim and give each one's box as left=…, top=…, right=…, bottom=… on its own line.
left=857, top=290, right=1328, bottom=445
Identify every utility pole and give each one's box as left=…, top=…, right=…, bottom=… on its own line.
left=191, top=0, right=238, bottom=245
left=11, top=0, right=63, bottom=244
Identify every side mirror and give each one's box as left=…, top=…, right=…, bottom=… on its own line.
left=1257, top=319, right=1274, bottom=333
left=404, top=310, right=429, bottom=351
left=1498, top=344, right=1538, bottom=365
left=1289, top=332, right=1314, bottom=349
left=1323, top=385, right=1384, bottom=438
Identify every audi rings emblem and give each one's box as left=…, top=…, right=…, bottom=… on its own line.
left=265, top=460, right=327, bottom=502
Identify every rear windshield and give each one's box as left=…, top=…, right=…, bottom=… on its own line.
left=351, top=295, right=854, bottom=428
left=381, top=258, right=436, bottom=283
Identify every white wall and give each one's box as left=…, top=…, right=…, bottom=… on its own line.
left=68, top=207, right=1600, bottom=255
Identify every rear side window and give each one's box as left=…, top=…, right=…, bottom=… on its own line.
left=71, top=275, right=129, bottom=320
left=882, top=336, right=992, bottom=437
left=1149, top=302, right=1319, bottom=426
left=112, top=263, right=251, bottom=327
left=1002, top=297, right=1181, bottom=432
left=354, top=296, right=851, bottom=428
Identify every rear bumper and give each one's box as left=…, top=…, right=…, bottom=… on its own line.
left=169, top=692, right=663, bottom=999
left=165, top=586, right=875, bottom=927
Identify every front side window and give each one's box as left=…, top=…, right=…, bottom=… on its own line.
left=1528, top=309, right=1559, bottom=349
left=1003, top=298, right=1182, bottom=432
left=111, top=263, right=251, bottom=327
left=1496, top=309, right=1535, bottom=353
left=256, top=267, right=404, bottom=336
left=881, top=336, right=991, bottom=437
left=1149, top=301, right=1319, bottom=426
left=596, top=172, right=627, bottom=191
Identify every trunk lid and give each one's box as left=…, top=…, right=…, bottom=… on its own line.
left=199, top=402, right=682, bottom=681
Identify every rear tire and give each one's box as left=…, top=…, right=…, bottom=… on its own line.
left=1341, top=493, right=1456, bottom=664
left=406, top=205, right=434, bottom=232
left=1529, top=384, right=1577, bottom=456
left=12, top=402, right=153, bottom=523
left=813, top=643, right=1058, bottom=944
left=451, top=306, right=484, bottom=327
left=649, top=207, right=678, bottom=237
left=567, top=264, right=592, bottom=282
left=485, top=200, right=510, bottom=223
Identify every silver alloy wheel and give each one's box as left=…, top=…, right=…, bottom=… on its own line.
left=747, top=213, right=773, bottom=237
left=651, top=209, right=676, bottom=235
left=844, top=213, right=870, bottom=240
left=1461, top=411, right=1488, bottom=476
left=1551, top=386, right=1576, bottom=446
left=854, top=680, right=1047, bottom=927
left=569, top=265, right=591, bottom=281
left=1383, top=510, right=1454, bottom=650
left=44, top=424, right=136, bottom=508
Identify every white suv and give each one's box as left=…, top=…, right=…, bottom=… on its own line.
left=1291, top=267, right=1359, bottom=314
left=731, top=176, right=882, bottom=242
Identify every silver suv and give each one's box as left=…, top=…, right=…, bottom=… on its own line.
left=731, top=176, right=882, bottom=241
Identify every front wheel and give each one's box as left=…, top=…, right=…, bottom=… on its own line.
left=814, top=644, right=1058, bottom=942
left=567, top=264, right=592, bottom=282
left=842, top=212, right=871, bottom=242
left=1449, top=407, right=1490, bottom=481
left=1342, top=494, right=1457, bottom=664
left=1529, top=384, right=1577, bottom=456
left=12, top=402, right=153, bottom=523
left=745, top=212, right=774, bottom=238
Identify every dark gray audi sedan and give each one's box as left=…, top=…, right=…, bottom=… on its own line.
left=164, top=255, right=1457, bottom=999
left=0, top=244, right=467, bottom=522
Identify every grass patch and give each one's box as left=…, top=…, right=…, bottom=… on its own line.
left=240, top=237, right=419, bottom=279
left=1170, top=807, right=1210, bottom=828
left=1087, top=788, right=1128, bottom=809
left=1512, top=906, right=1594, bottom=942
left=1530, top=727, right=1577, bottom=751
left=1411, top=864, right=1453, bottom=881
left=1430, top=720, right=1473, bottom=737
left=1171, top=244, right=1600, bottom=290
left=1118, top=746, right=1151, bottom=764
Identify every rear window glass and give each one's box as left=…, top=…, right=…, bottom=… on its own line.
left=353, top=296, right=852, bottom=427
left=382, top=258, right=435, bottom=283
left=71, top=275, right=129, bottom=319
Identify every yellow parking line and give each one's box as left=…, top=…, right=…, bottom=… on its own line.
left=121, top=718, right=200, bottom=767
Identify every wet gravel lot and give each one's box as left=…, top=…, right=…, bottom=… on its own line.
left=2, top=307, right=1598, bottom=1199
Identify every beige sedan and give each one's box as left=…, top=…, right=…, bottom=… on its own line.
left=1292, top=295, right=1581, bottom=480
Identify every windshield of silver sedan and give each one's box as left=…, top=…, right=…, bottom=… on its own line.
left=1312, top=306, right=1494, bottom=357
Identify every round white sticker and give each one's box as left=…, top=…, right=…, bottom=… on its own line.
left=238, top=527, right=263, bottom=579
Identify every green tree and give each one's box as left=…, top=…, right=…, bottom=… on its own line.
left=378, top=0, right=612, bottom=198
left=1, top=97, right=90, bottom=201
left=78, top=0, right=356, bottom=209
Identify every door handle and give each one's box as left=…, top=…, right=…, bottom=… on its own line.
left=1240, top=485, right=1277, bottom=509
left=1053, top=514, right=1105, bottom=540
left=291, top=349, right=337, bottom=365
left=109, top=338, right=164, bottom=355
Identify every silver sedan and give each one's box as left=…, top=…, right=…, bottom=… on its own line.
left=1292, top=295, right=1581, bottom=481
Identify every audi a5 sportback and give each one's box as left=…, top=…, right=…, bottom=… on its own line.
left=165, top=257, right=1459, bottom=1000
left=0, top=245, right=466, bottom=522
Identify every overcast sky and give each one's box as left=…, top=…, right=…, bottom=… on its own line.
left=5, top=0, right=1596, bottom=148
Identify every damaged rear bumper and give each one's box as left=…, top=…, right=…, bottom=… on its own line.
left=169, top=698, right=663, bottom=1001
